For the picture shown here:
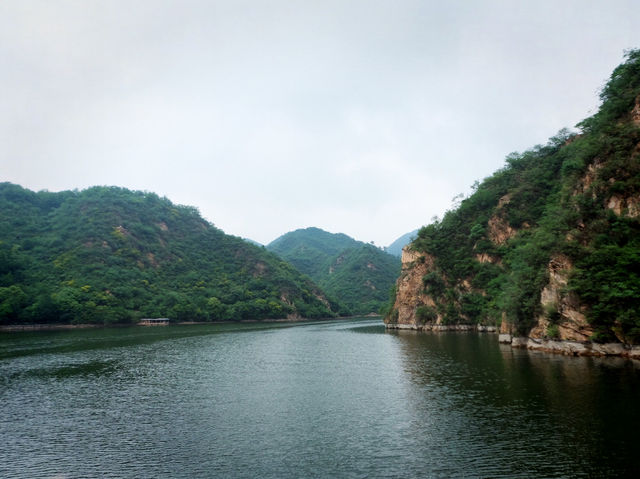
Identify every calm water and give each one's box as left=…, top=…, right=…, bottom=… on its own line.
left=1, top=318, right=639, bottom=478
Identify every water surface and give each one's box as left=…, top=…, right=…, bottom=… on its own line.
left=1, top=319, right=639, bottom=478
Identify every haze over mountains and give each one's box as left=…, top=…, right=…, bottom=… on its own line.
left=384, top=230, right=419, bottom=257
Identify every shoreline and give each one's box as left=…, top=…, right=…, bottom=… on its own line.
left=0, top=323, right=106, bottom=332
left=6, top=319, right=638, bottom=360
left=384, top=323, right=640, bottom=360
left=500, top=334, right=640, bottom=360
left=0, top=315, right=379, bottom=333
left=385, top=323, right=497, bottom=333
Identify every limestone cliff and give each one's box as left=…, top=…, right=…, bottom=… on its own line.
left=385, top=50, right=640, bottom=356
left=386, top=248, right=437, bottom=328
left=385, top=246, right=497, bottom=332
left=528, top=254, right=592, bottom=341
left=385, top=190, right=518, bottom=332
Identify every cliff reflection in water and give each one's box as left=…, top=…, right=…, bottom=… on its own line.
left=389, top=330, right=640, bottom=478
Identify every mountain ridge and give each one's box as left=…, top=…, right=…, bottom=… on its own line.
left=0, top=184, right=342, bottom=324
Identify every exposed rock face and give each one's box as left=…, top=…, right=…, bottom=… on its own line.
left=509, top=337, right=640, bottom=359
left=505, top=167, right=640, bottom=355
left=385, top=247, right=438, bottom=327
left=529, top=255, right=593, bottom=342
left=606, top=194, right=640, bottom=218
left=280, top=294, right=299, bottom=320
left=485, top=193, right=532, bottom=246
left=388, top=323, right=496, bottom=332
left=475, top=253, right=501, bottom=265
left=578, top=161, right=603, bottom=194
left=384, top=54, right=640, bottom=359
left=384, top=161, right=640, bottom=356
left=400, top=248, right=423, bottom=264
left=487, top=195, right=517, bottom=246
left=387, top=247, right=496, bottom=331
left=631, top=94, right=640, bottom=125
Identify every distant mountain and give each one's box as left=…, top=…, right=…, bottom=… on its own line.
left=267, top=227, right=401, bottom=314
left=267, top=227, right=359, bottom=276
left=0, top=184, right=342, bottom=325
left=385, top=229, right=419, bottom=257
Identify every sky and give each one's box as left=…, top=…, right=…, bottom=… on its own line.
left=2, top=1, right=640, bottom=246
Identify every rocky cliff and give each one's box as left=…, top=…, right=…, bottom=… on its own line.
left=385, top=50, right=640, bottom=357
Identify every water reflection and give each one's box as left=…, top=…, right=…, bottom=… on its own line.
left=390, top=330, right=640, bottom=477
left=2, top=320, right=639, bottom=478
left=0, top=320, right=314, bottom=360
left=8, top=359, right=119, bottom=381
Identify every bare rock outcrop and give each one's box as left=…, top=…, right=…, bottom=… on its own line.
left=487, top=194, right=517, bottom=245
left=529, top=255, right=593, bottom=342
left=475, top=253, right=501, bottom=265
left=631, top=94, right=640, bottom=125
left=386, top=247, right=438, bottom=327
left=606, top=194, right=640, bottom=218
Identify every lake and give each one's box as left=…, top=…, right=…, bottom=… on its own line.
left=1, top=318, right=639, bottom=478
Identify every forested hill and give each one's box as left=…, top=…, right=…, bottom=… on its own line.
left=386, top=49, right=640, bottom=347
left=0, top=184, right=344, bottom=325
left=268, top=227, right=401, bottom=314
left=267, top=227, right=360, bottom=276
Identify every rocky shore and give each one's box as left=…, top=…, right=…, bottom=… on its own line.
left=385, top=323, right=497, bottom=333
left=499, top=334, right=640, bottom=359
left=385, top=323, right=640, bottom=360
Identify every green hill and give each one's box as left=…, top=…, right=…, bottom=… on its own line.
left=385, top=49, right=640, bottom=347
left=268, top=227, right=401, bottom=314
left=267, top=227, right=359, bottom=276
left=0, top=185, right=342, bottom=325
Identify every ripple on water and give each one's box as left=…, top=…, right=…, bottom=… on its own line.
left=1, top=319, right=639, bottom=478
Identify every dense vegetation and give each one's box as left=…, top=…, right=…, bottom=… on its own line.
left=0, top=185, right=343, bottom=325
left=268, top=227, right=401, bottom=314
left=387, top=49, right=640, bottom=343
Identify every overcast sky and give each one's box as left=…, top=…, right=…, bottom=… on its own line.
left=2, top=1, right=639, bottom=246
